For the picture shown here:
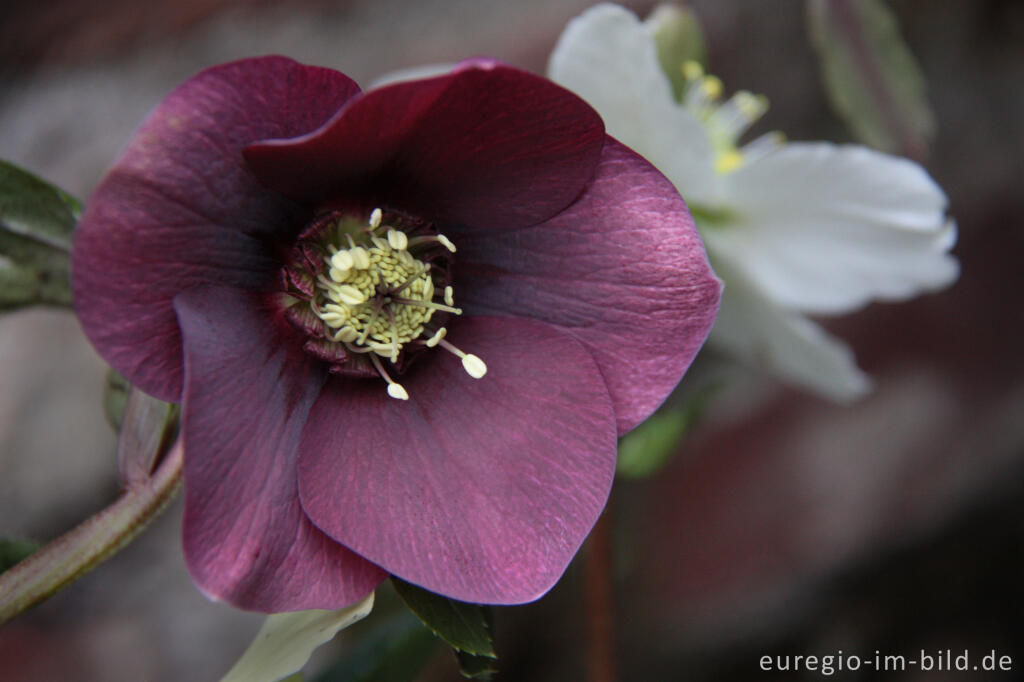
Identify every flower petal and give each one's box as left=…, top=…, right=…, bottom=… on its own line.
left=244, top=61, right=604, bottom=230
left=710, top=260, right=871, bottom=401
left=453, top=138, right=721, bottom=434
left=73, top=56, right=361, bottom=401
left=297, top=316, right=618, bottom=605
left=548, top=3, right=720, bottom=207
left=712, top=142, right=959, bottom=315
left=176, top=286, right=385, bottom=612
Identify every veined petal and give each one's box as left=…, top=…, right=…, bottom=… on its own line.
left=548, top=3, right=720, bottom=207
left=177, top=286, right=385, bottom=612
left=454, top=138, right=721, bottom=434
left=710, top=261, right=871, bottom=401
left=244, top=61, right=604, bottom=231
left=297, top=316, right=618, bottom=605
left=713, top=142, right=959, bottom=315
left=73, top=56, right=362, bottom=401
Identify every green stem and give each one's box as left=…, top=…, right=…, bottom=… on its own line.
left=0, top=438, right=184, bottom=625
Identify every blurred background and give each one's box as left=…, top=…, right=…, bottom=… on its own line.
left=1, top=0, right=1022, bottom=679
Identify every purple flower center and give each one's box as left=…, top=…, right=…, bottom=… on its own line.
left=279, top=207, right=486, bottom=399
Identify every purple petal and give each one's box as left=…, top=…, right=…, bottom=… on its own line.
left=297, top=316, right=617, bottom=604
left=244, top=62, right=604, bottom=230
left=73, top=57, right=361, bottom=401
left=176, top=286, right=385, bottom=612
left=453, top=137, right=722, bottom=434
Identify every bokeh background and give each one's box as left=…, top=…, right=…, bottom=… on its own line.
left=1, top=0, right=1022, bottom=679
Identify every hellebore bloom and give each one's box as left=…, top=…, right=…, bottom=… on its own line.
left=71, top=56, right=720, bottom=611
left=550, top=4, right=959, bottom=400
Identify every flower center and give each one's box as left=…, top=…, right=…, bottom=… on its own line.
left=282, top=208, right=486, bottom=400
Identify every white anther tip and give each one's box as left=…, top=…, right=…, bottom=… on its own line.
left=387, top=383, right=409, bottom=400
left=462, top=354, right=487, bottom=379
left=330, top=250, right=354, bottom=272
left=425, top=327, right=447, bottom=348
left=387, top=228, right=408, bottom=251
left=443, top=285, right=454, bottom=307
left=350, top=247, right=371, bottom=270
left=438, top=234, right=457, bottom=253
left=369, top=208, right=383, bottom=229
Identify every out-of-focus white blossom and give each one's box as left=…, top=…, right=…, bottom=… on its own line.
left=549, top=3, right=959, bottom=400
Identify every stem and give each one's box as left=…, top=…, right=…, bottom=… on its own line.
left=584, top=499, right=616, bottom=682
left=0, top=438, right=184, bottom=626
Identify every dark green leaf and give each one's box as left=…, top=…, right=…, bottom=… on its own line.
left=391, top=578, right=496, bottom=659
left=0, top=159, right=80, bottom=248
left=0, top=537, right=39, bottom=574
left=313, top=612, right=440, bottom=682
left=806, top=0, right=935, bottom=158
left=647, top=3, right=707, bottom=102
left=0, top=159, right=80, bottom=309
left=454, top=649, right=499, bottom=680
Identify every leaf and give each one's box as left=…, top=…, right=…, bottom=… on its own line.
left=454, top=649, right=499, bottom=680
left=0, top=159, right=80, bottom=249
left=806, top=0, right=936, bottom=158
left=117, top=386, right=179, bottom=488
left=219, top=593, right=375, bottom=682
left=312, top=612, right=440, bottom=682
left=646, top=3, right=708, bottom=102
left=616, top=385, right=716, bottom=479
left=0, top=159, right=80, bottom=309
left=390, top=578, right=496, bottom=659
left=0, top=538, right=39, bottom=574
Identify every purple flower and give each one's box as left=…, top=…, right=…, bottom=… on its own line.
left=71, top=56, right=720, bottom=611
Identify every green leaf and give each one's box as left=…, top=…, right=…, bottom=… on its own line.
left=312, top=612, right=440, bottom=682
left=390, top=578, right=496, bottom=659
left=806, top=0, right=936, bottom=158
left=617, top=386, right=716, bottom=479
left=219, top=593, right=375, bottom=682
left=454, top=649, right=499, bottom=680
left=0, top=538, right=39, bottom=574
left=646, top=3, right=707, bottom=102
left=0, top=159, right=80, bottom=310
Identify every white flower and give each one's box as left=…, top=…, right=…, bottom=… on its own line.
left=549, top=3, right=958, bottom=401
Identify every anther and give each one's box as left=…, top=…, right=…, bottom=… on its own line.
left=335, top=285, right=366, bottom=306
left=330, top=250, right=354, bottom=272
left=443, top=286, right=454, bottom=306
left=437, top=234, right=456, bottom=253
left=425, top=327, right=447, bottom=347
left=370, top=353, right=409, bottom=400
left=369, top=208, right=383, bottom=230
left=387, top=229, right=408, bottom=251
left=438, top=339, right=487, bottom=379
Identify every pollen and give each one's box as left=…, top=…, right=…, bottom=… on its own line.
left=311, top=209, right=486, bottom=400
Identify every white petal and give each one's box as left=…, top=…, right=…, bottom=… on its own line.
left=709, top=261, right=871, bottom=402
left=219, top=593, right=374, bottom=682
left=368, top=62, right=455, bottom=89
left=711, top=142, right=959, bottom=314
left=548, top=3, right=719, bottom=206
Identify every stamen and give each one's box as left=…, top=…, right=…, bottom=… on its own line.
left=330, top=250, right=354, bottom=272
left=369, top=208, right=383, bottom=230
left=438, top=339, right=487, bottom=379
left=370, top=353, right=409, bottom=400
left=437, top=234, right=456, bottom=253
left=387, top=228, right=408, bottom=251
left=392, top=297, right=462, bottom=314
left=335, top=285, right=366, bottom=306
left=350, top=246, right=370, bottom=270
left=443, top=286, right=454, bottom=307
left=424, top=327, right=447, bottom=347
